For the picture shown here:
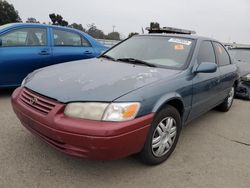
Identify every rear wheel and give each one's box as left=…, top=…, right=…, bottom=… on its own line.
left=140, top=105, right=181, bottom=165
left=217, top=86, right=235, bottom=112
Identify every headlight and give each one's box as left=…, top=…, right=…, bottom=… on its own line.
left=242, top=74, right=250, bottom=82
left=64, top=103, right=109, bottom=120
left=102, top=103, right=140, bottom=121
left=64, top=102, right=140, bottom=122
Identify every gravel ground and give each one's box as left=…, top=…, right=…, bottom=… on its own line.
left=0, top=89, right=250, bottom=188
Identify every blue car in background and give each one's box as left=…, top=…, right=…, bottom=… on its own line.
left=0, top=23, right=108, bottom=88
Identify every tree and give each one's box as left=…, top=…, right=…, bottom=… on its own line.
left=49, top=13, right=68, bottom=26
left=86, top=23, right=105, bottom=39
left=0, top=0, right=22, bottom=25
left=128, top=32, right=139, bottom=38
left=106, top=32, right=120, bottom=40
left=69, top=23, right=86, bottom=32
left=26, top=17, right=39, bottom=23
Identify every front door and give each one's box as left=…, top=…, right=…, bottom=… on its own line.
left=0, top=27, right=52, bottom=87
left=189, top=41, right=220, bottom=121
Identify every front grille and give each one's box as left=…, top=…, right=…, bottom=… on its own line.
left=20, top=88, right=56, bottom=115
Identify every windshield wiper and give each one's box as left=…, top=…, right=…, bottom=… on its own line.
left=99, top=54, right=117, bottom=61
left=117, top=58, right=156, bottom=67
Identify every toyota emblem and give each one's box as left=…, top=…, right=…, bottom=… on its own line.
left=30, top=97, right=38, bottom=105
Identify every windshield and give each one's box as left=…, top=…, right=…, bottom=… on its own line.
left=104, top=36, right=194, bottom=69
left=229, top=49, right=250, bottom=63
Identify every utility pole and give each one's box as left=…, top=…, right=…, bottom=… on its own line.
left=112, top=25, right=116, bottom=32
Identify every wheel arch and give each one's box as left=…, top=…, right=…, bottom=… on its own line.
left=152, top=93, right=185, bottom=117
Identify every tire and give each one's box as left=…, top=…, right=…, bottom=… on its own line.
left=217, top=86, right=235, bottom=112
left=140, top=105, right=181, bottom=165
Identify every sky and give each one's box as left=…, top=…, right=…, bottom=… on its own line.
left=7, top=0, right=250, bottom=44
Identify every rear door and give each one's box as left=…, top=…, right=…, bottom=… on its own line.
left=189, top=41, right=220, bottom=120
left=51, top=29, right=95, bottom=64
left=213, top=42, right=236, bottom=99
left=0, top=27, right=52, bottom=87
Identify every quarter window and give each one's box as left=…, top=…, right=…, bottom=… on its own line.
left=214, top=42, right=231, bottom=66
left=0, top=28, right=47, bottom=47
left=197, top=41, right=216, bottom=64
left=53, top=29, right=90, bottom=47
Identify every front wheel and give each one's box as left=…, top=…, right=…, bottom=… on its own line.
left=217, top=86, right=235, bottom=112
left=140, top=105, right=181, bottom=165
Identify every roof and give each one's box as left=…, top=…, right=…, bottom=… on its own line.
left=136, top=33, right=217, bottom=41
left=1, top=23, right=82, bottom=33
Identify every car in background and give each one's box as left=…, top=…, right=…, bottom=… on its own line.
left=12, top=33, right=238, bottom=165
left=0, top=23, right=108, bottom=88
left=228, top=46, right=250, bottom=99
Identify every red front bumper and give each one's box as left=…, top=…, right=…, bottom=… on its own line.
left=11, top=87, right=154, bottom=160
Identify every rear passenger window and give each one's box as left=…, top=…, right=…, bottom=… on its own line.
left=214, top=42, right=231, bottom=66
left=53, top=29, right=90, bottom=47
left=197, top=41, right=216, bottom=64
left=0, top=28, right=47, bottom=47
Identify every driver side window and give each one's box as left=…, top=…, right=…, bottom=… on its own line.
left=197, top=41, right=216, bottom=64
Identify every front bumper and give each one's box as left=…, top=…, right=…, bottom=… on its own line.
left=235, top=81, right=250, bottom=100
left=11, top=87, right=154, bottom=160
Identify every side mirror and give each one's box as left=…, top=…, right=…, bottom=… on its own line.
left=194, top=62, right=218, bottom=73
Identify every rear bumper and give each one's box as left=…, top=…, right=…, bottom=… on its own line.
left=12, top=87, right=154, bottom=160
left=235, top=81, right=250, bottom=100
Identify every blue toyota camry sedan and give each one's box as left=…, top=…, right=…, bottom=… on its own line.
left=0, top=23, right=108, bottom=88
left=12, top=34, right=238, bottom=165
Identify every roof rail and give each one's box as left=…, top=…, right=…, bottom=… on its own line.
left=146, top=25, right=196, bottom=35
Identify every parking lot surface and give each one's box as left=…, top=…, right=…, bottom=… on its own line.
left=0, top=89, right=250, bottom=188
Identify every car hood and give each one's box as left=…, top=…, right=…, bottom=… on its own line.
left=236, top=61, right=250, bottom=77
left=25, top=58, right=180, bottom=103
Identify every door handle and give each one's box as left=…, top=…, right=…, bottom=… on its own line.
left=39, top=49, right=50, bottom=55
left=84, top=51, right=92, bottom=55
